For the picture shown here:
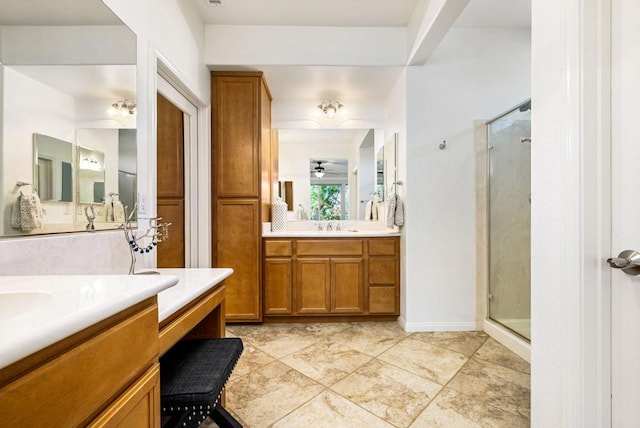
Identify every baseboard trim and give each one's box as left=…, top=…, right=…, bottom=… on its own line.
left=400, top=320, right=477, bottom=332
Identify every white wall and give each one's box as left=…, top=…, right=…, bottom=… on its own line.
left=402, top=27, right=531, bottom=331
left=384, top=70, right=408, bottom=319
left=205, top=25, right=407, bottom=66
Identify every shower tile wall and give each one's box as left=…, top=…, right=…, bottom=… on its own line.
left=487, top=115, right=531, bottom=339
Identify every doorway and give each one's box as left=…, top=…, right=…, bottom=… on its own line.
left=155, top=73, right=200, bottom=267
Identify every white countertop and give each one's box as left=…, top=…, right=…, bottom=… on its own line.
left=155, top=268, right=233, bottom=322
left=263, top=230, right=401, bottom=238
left=262, top=221, right=401, bottom=238
left=0, top=274, right=178, bottom=370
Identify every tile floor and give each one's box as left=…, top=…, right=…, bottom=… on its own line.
left=220, top=322, right=530, bottom=428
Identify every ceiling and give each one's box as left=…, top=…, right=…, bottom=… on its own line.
left=202, top=0, right=532, bottom=123
left=0, top=0, right=121, bottom=25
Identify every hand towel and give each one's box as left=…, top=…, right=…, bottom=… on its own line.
left=393, top=193, right=404, bottom=226
left=18, top=191, right=44, bottom=231
left=10, top=194, right=22, bottom=229
left=295, top=204, right=308, bottom=220
left=365, top=199, right=373, bottom=220
left=386, top=193, right=404, bottom=227
left=113, top=200, right=125, bottom=223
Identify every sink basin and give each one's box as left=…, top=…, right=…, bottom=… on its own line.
left=0, top=291, right=53, bottom=322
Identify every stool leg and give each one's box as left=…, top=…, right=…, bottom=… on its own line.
left=210, top=405, right=243, bottom=428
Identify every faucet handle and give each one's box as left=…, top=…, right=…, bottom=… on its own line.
left=316, top=222, right=323, bottom=231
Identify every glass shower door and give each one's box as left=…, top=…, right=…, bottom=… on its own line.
left=487, top=101, right=531, bottom=341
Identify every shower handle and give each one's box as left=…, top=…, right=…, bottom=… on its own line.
left=607, top=250, right=640, bottom=275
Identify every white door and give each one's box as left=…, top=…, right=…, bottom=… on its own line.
left=610, top=0, right=640, bottom=424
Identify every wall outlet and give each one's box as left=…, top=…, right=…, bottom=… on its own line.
left=138, top=193, right=148, bottom=216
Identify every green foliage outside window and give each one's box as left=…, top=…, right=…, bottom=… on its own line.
left=310, top=184, right=345, bottom=220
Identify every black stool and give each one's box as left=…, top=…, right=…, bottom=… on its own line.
left=160, top=338, right=244, bottom=428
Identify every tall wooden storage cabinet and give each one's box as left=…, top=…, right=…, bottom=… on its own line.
left=212, top=71, right=274, bottom=322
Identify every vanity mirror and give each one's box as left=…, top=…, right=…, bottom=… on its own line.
left=0, top=0, right=137, bottom=236
left=77, top=146, right=106, bottom=205
left=33, top=133, right=73, bottom=203
left=278, top=128, right=391, bottom=221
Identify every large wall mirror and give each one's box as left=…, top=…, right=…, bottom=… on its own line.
left=0, top=0, right=137, bottom=236
left=278, top=128, right=393, bottom=221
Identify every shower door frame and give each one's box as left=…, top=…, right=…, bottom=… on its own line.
left=485, top=98, right=532, bottom=342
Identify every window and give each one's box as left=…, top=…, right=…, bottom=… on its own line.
left=310, top=184, right=349, bottom=220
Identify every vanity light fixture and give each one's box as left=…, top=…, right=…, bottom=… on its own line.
left=317, top=100, right=343, bottom=118
left=107, top=99, right=136, bottom=117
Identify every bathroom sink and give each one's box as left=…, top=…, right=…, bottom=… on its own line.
left=0, top=291, right=53, bottom=322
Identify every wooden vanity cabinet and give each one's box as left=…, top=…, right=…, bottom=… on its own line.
left=212, top=71, right=274, bottom=322
left=263, top=237, right=399, bottom=319
left=0, top=298, right=160, bottom=427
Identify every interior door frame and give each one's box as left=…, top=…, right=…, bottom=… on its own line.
left=153, top=54, right=211, bottom=267
left=532, top=0, right=612, bottom=425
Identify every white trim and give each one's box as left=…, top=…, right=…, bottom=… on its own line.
left=531, top=0, right=611, bottom=425
left=483, top=319, right=530, bottom=363
left=401, top=321, right=476, bottom=332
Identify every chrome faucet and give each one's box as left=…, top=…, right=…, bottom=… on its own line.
left=336, top=222, right=341, bottom=231
left=326, top=222, right=333, bottom=231
left=317, top=222, right=323, bottom=231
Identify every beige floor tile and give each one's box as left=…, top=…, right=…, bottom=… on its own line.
left=225, top=360, right=325, bottom=427
left=378, top=336, right=468, bottom=385
left=227, top=323, right=326, bottom=359
left=474, top=338, right=531, bottom=374
left=231, top=342, right=277, bottom=379
left=331, top=359, right=442, bottom=428
left=410, top=388, right=530, bottom=428
left=272, top=391, right=394, bottom=428
left=411, top=331, right=489, bottom=357
left=330, top=321, right=412, bottom=356
left=446, top=357, right=530, bottom=419
left=281, top=339, right=373, bottom=386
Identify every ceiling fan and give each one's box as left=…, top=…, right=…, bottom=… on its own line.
left=313, top=161, right=325, bottom=178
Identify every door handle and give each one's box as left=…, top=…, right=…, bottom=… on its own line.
left=607, top=250, right=640, bottom=275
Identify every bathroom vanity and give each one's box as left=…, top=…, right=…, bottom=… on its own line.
left=0, top=269, right=232, bottom=426
left=263, top=235, right=400, bottom=321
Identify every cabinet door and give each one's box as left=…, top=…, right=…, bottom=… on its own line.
left=295, top=259, right=331, bottom=314
left=264, top=259, right=293, bottom=315
left=331, top=258, right=365, bottom=313
left=88, top=364, right=160, bottom=428
left=212, top=75, right=261, bottom=198
left=215, top=199, right=261, bottom=321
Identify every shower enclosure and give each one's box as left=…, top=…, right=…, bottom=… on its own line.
left=486, top=100, right=531, bottom=341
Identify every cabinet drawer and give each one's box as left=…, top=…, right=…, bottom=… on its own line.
left=369, top=258, right=397, bottom=285
left=368, top=238, right=397, bottom=256
left=369, top=286, right=397, bottom=314
left=265, top=240, right=293, bottom=257
left=297, top=240, right=363, bottom=256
